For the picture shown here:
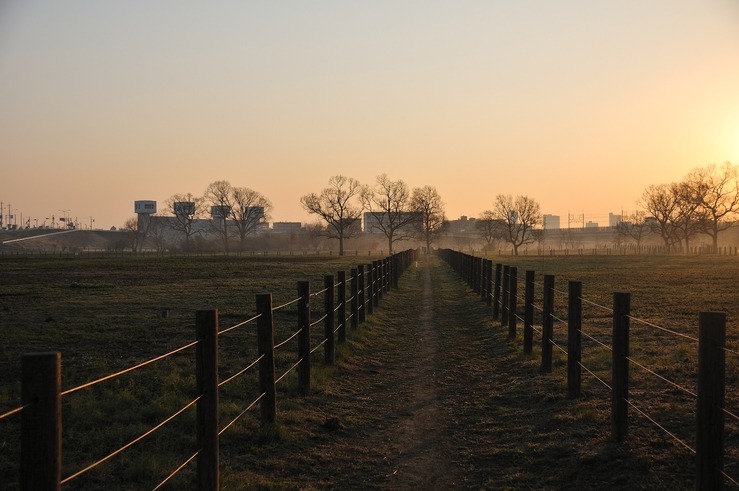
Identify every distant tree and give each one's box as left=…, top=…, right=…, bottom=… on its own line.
left=165, top=193, right=205, bottom=251
left=614, top=211, right=651, bottom=251
left=230, top=186, right=272, bottom=252
left=640, top=183, right=680, bottom=251
left=148, top=219, right=169, bottom=255
left=361, top=174, right=419, bottom=254
left=671, top=180, right=703, bottom=252
left=491, top=195, right=542, bottom=256
left=687, top=162, right=739, bottom=253
left=640, top=181, right=704, bottom=252
left=123, top=217, right=144, bottom=252
left=410, top=185, right=446, bottom=253
left=476, top=210, right=507, bottom=250
left=204, top=180, right=233, bottom=254
left=300, top=175, right=363, bottom=256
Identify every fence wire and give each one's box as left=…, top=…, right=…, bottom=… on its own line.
left=0, top=404, right=28, bottom=421
left=627, top=315, right=699, bottom=343
left=219, top=392, right=265, bottom=436
left=152, top=449, right=200, bottom=491
left=61, top=395, right=201, bottom=485
left=61, top=340, right=199, bottom=397
left=274, top=329, right=302, bottom=351
left=625, top=355, right=697, bottom=398
left=219, top=354, right=264, bottom=388
left=219, top=313, right=261, bottom=335
left=272, top=297, right=301, bottom=311
left=624, top=397, right=696, bottom=455
left=276, top=359, right=302, bottom=385
left=311, top=338, right=328, bottom=354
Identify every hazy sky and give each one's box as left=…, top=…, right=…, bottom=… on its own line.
left=1, top=1, right=738, bottom=229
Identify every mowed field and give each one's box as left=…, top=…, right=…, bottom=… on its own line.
left=0, top=253, right=737, bottom=489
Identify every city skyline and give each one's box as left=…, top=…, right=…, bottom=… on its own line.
left=2, top=1, right=738, bottom=229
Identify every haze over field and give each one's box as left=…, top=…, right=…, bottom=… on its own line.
left=1, top=1, right=738, bottom=229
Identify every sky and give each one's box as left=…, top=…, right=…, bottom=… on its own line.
left=1, top=1, right=738, bottom=230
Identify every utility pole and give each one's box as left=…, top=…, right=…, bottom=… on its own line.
left=0, top=202, right=3, bottom=228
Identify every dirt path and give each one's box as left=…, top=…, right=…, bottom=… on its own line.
left=235, top=256, right=694, bottom=490
left=376, top=260, right=459, bottom=488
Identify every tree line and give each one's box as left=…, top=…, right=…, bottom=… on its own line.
left=123, top=162, right=738, bottom=255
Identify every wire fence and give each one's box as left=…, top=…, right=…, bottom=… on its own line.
left=439, top=248, right=734, bottom=490
left=5, top=249, right=418, bottom=490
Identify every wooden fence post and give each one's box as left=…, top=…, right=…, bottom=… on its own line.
left=486, top=260, right=493, bottom=307
left=697, top=311, right=726, bottom=490
left=541, top=275, right=555, bottom=373
left=501, top=265, right=510, bottom=326
left=493, top=263, right=502, bottom=320
left=371, top=261, right=378, bottom=307
left=612, top=292, right=630, bottom=442
left=256, top=293, right=276, bottom=424
left=524, top=270, right=535, bottom=354
left=324, top=275, right=335, bottom=365
left=196, top=309, right=219, bottom=491
left=350, top=268, right=358, bottom=329
left=366, top=264, right=374, bottom=316
left=297, top=281, right=311, bottom=396
left=337, top=271, right=346, bottom=343
left=567, top=281, right=582, bottom=399
left=21, top=352, right=61, bottom=491
left=508, top=266, right=518, bottom=339
left=357, top=265, right=366, bottom=324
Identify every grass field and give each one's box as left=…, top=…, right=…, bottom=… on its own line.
left=0, top=253, right=737, bottom=489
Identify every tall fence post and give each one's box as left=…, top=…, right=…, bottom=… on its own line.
left=297, top=281, right=311, bottom=396
left=486, top=260, right=493, bottom=307
left=501, top=265, right=510, bottom=326
left=357, top=265, right=366, bottom=324
left=350, top=268, right=358, bottom=329
left=508, top=266, right=518, bottom=339
left=372, top=260, right=380, bottom=307
left=493, top=263, right=502, bottom=320
left=697, top=311, right=726, bottom=490
left=567, top=281, right=582, bottom=399
left=366, top=263, right=374, bottom=316
left=324, top=275, right=335, bottom=365
left=21, top=352, right=61, bottom=491
left=337, top=271, right=346, bottom=343
left=195, top=309, right=219, bottom=491
left=541, top=275, right=555, bottom=373
left=256, top=293, right=276, bottom=424
left=612, top=292, right=630, bottom=442
left=524, top=270, right=535, bottom=354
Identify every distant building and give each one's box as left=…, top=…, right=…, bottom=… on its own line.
left=585, top=221, right=599, bottom=228
left=272, top=222, right=303, bottom=234
left=609, top=213, right=622, bottom=227
left=445, top=216, right=479, bottom=237
left=543, top=214, right=560, bottom=230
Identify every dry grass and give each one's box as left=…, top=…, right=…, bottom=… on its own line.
left=0, top=253, right=737, bottom=489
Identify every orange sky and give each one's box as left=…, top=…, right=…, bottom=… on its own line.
left=1, top=1, right=738, bottom=229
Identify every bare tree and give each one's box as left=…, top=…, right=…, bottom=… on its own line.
left=491, top=195, right=542, bottom=256
left=361, top=174, right=419, bottom=254
left=640, top=183, right=680, bottom=251
left=476, top=210, right=506, bottom=250
left=204, top=180, right=234, bottom=254
left=614, top=211, right=651, bottom=252
left=231, top=187, right=272, bottom=252
left=123, top=217, right=146, bottom=252
left=165, top=193, right=205, bottom=251
left=300, top=175, right=363, bottom=256
left=410, top=185, right=446, bottom=253
left=688, top=162, right=739, bottom=253
left=672, top=180, right=704, bottom=252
